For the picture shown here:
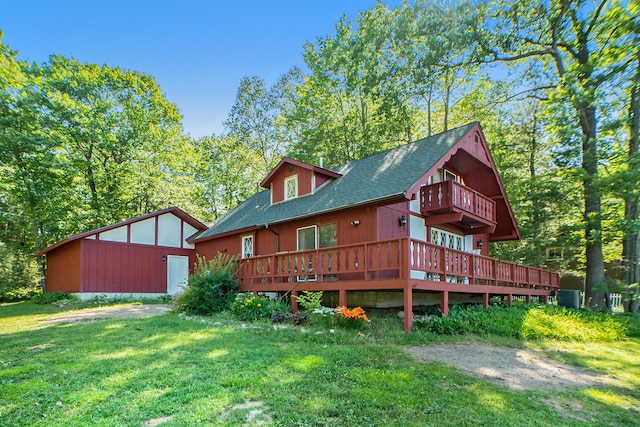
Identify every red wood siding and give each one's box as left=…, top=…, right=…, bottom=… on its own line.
left=315, top=174, right=331, bottom=189
left=377, top=202, right=409, bottom=241
left=196, top=235, right=242, bottom=260
left=195, top=205, right=382, bottom=260
left=46, top=240, right=82, bottom=293
left=81, top=239, right=196, bottom=293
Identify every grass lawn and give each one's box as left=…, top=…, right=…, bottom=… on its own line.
left=1, top=301, right=639, bottom=426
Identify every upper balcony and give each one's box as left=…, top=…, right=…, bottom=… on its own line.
left=420, top=181, right=497, bottom=234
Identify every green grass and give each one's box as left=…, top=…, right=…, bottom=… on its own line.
left=1, top=301, right=639, bottom=426
left=415, top=303, right=639, bottom=341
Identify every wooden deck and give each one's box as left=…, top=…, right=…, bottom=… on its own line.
left=238, top=238, right=559, bottom=332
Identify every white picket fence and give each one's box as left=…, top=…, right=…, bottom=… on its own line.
left=579, top=292, right=623, bottom=310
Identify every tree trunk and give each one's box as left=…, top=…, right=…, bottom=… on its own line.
left=581, top=103, right=607, bottom=311
left=622, top=53, right=640, bottom=313
left=32, top=222, right=46, bottom=293
left=443, top=70, right=451, bottom=132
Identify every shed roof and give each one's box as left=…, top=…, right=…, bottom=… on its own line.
left=193, top=122, right=487, bottom=242
left=36, top=207, right=207, bottom=257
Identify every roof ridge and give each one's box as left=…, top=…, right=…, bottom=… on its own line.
left=330, top=121, right=478, bottom=172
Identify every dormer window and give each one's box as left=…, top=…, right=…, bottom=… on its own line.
left=285, top=175, right=298, bottom=200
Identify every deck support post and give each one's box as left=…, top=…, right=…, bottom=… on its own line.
left=403, top=285, right=413, bottom=333
left=541, top=295, right=548, bottom=304
left=339, top=289, right=347, bottom=307
left=291, top=290, right=299, bottom=313
left=482, top=293, right=489, bottom=308
left=441, top=291, right=449, bottom=317
left=526, top=295, right=531, bottom=304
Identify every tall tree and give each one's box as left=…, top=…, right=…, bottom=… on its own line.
left=621, top=41, right=640, bottom=311
left=192, top=134, right=264, bottom=220
left=225, top=76, right=285, bottom=176
left=40, top=56, right=185, bottom=227
left=470, top=0, right=636, bottom=310
left=0, top=42, right=76, bottom=290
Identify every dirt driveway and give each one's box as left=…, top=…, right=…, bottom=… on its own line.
left=41, top=304, right=173, bottom=324
left=404, top=343, right=608, bottom=391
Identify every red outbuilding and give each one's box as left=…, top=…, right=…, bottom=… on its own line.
left=37, top=207, right=206, bottom=299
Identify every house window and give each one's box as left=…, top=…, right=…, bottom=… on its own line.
left=547, top=248, right=563, bottom=260
left=297, top=226, right=316, bottom=281
left=285, top=176, right=298, bottom=200
left=319, top=223, right=337, bottom=248
left=297, top=226, right=316, bottom=251
left=295, top=223, right=337, bottom=281
left=319, top=223, right=337, bottom=280
left=241, top=235, right=254, bottom=258
left=443, top=169, right=459, bottom=182
left=431, top=227, right=463, bottom=251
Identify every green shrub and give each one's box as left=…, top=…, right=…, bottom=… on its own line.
left=173, top=254, right=238, bottom=315
left=0, top=243, right=41, bottom=302
left=231, top=292, right=292, bottom=321
left=230, top=293, right=270, bottom=321
left=32, top=291, right=77, bottom=304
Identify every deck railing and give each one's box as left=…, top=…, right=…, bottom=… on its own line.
left=407, top=239, right=559, bottom=289
left=420, top=180, right=496, bottom=223
left=238, top=238, right=559, bottom=290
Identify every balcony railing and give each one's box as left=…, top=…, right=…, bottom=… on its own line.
left=238, top=238, right=559, bottom=291
left=420, top=180, right=496, bottom=224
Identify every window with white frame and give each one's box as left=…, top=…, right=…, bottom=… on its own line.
left=443, top=169, right=458, bottom=182
left=284, top=175, right=298, bottom=200
left=241, top=235, right=254, bottom=258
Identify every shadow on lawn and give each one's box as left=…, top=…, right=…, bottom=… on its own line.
left=1, top=313, right=639, bottom=426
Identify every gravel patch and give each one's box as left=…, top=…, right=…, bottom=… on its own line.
left=41, top=304, right=173, bottom=324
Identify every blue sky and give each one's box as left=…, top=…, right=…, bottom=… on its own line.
left=2, top=0, right=397, bottom=138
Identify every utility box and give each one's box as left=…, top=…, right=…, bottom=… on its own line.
left=558, top=289, right=581, bottom=310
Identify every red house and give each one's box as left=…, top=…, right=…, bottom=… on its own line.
left=192, top=122, right=559, bottom=331
left=37, top=207, right=206, bottom=299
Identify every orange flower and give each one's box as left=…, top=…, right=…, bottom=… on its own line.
left=334, top=305, right=370, bottom=322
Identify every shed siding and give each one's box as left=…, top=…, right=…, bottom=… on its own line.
left=46, top=239, right=82, bottom=293
left=81, top=239, right=196, bottom=293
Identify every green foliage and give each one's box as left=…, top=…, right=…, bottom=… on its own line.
left=173, top=254, right=238, bottom=315
left=230, top=293, right=271, bottom=321
left=293, top=291, right=324, bottom=311
left=230, top=292, right=292, bottom=322
left=0, top=39, right=201, bottom=288
left=415, top=303, right=638, bottom=341
left=191, top=134, right=264, bottom=220
left=0, top=244, right=40, bottom=302
left=31, top=291, right=77, bottom=305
